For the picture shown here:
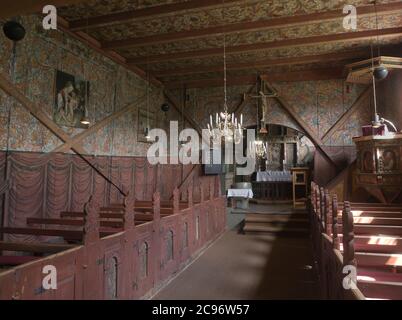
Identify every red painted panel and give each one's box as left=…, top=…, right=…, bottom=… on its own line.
left=0, top=193, right=227, bottom=300
left=134, top=225, right=154, bottom=298
left=38, top=247, right=81, bottom=300
left=13, top=259, right=44, bottom=300
left=0, top=270, right=15, bottom=300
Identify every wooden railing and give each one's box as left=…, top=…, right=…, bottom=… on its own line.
left=310, top=181, right=402, bottom=300
left=0, top=177, right=226, bottom=300
left=310, top=182, right=365, bottom=299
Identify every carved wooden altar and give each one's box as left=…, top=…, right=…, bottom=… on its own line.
left=353, top=134, right=402, bottom=203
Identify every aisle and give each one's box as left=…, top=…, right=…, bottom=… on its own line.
left=153, top=206, right=319, bottom=300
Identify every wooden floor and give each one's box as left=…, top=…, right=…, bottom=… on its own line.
left=153, top=204, right=319, bottom=300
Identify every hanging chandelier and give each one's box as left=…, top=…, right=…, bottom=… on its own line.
left=207, top=2, right=243, bottom=144
left=208, top=111, right=243, bottom=144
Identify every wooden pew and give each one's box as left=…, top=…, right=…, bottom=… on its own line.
left=338, top=204, right=402, bottom=212
left=0, top=241, right=77, bottom=269
left=337, top=210, right=402, bottom=218
left=343, top=202, right=402, bottom=208
left=128, top=200, right=190, bottom=209
left=0, top=241, right=75, bottom=254
left=341, top=201, right=402, bottom=299
left=337, top=224, right=402, bottom=236
left=101, top=206, right=174, bottom=215
left=0, top=186, right=186, bottom=274
left=310, top=181, right=402, bottom=299
left=338, top=235, right=402, bottom=254
left=0, top=227, right=117, bottom=241
left=0, top=256, right=40, bottom=266
left=26, top=217, right=128, bottom=228
left=339, top=216, right=402, bottom=226
left=60, top=211, right=166, bottom=222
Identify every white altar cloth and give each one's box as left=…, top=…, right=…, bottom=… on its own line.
left=227, top=189, right=254, bottom=199
left=256, top=170, right=292, bottom=182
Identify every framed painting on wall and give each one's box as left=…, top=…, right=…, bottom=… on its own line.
left=137, top=108, right=155, bottom=143
left=53, top=70, right=90, bottom=128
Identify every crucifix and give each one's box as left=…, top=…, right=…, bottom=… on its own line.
left=244, top=81, right=291, bottom=171
left=244, top=80, right=278, bottom=134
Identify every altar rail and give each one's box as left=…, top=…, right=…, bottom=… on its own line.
left=0, top=178, right=226, bottom=300
left=310, top=182, right=402, bottom=300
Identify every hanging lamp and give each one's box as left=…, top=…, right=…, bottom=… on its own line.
left=207, top=0, right=243, bottom=144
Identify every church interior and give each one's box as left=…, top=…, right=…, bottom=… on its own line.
left=0, top=0, right=402, bottom=301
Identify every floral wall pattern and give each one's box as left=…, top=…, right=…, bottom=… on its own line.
left=0, top=15, right=376, bottom=158
left=184, top=80, right=371, bottom=148
left=0, top=15, right=171, bottom=157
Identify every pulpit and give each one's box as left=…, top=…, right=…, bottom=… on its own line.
left=353, top=133, right=402, bottom=203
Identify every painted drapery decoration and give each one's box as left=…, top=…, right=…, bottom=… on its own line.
left=0, top=152, right=207, bottom=243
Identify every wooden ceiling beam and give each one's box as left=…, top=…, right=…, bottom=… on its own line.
left=154, top=50, right=368, bottom=77
left=69, top=0, right=241, bottom=31
left=232, top=83, right=257, bottom=116
left=264, top=81, right=338, bottom=169
left=321, top=86, right=372, bottom=143
left=0, top=0, right=86, bottom=19
left=260, top=67, right=345, bottom=82
left=57, top=17, right=163, bottom=87
left=128, top=27, right=402, bottom=65
left=0, top=72, right=87, bottom=155
left=166, top=67, right=344, bottom=89
left=164, top=89, right=212, bottom=153
left=164, top=90, right=202, bottom=136
left=167, top=75, right=258, bottom=89
left=52, top=94, right=147, bottom=153
left=102, top=2, right=402, bottom=50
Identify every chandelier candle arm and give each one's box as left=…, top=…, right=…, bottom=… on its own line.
left=205, top=0, right=244, bottom=145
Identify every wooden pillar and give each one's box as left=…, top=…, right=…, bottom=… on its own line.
left=209, top=179, right=214, bottom=201
left=342, top=201, right=356, bottom=268
left=332, top=194, right=340, bottom=250
left=324, top=189, right=332, bottom=236
left=319, top=187, right=325, bottom=224
left=315, top=185, right=320, bottom=216
left=122, top=190, right=135, bottom=299
left=152, top=192, right=161, bottom=286
left=311, top=182, right=316, bottom=212
left=216, top=175, right=222, bottom=197
left=82, top=194, right=102, bottom=299
left=200, top=181, right=205, bottom=203
left=123, top=191, right=135, bottom=231
left=173, top=187, right=180, bottom=214
left=83, top=195, right=100, bottom=245
left=187, top=184, right=193, bottom=208
left=153, top=192, right=161, bottom=225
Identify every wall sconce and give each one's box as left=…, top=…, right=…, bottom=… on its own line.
left=144, top=127, right=151, bottom=140
left=80, top=116, right=90, bottom=125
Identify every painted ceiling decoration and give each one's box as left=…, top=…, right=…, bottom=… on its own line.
left=52, top=0, right=402, bottom=88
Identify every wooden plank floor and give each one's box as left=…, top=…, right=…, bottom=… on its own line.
left=153, top=204, right=318, bottom=300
